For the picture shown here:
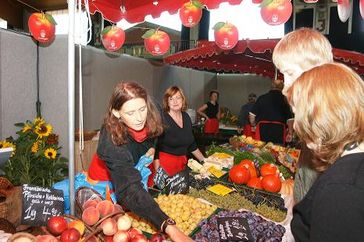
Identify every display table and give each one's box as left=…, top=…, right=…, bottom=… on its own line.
left=74, top=140, right=98, bottom=173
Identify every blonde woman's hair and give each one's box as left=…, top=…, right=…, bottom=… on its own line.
left=273, top=28, right=333, bottom=72
left=286, top=63, right=364, bottom=171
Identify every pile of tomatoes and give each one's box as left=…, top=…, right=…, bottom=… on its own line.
left=229, top=160, right=282, bottom=193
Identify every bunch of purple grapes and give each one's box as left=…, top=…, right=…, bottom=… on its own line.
left=194, top=210, right=285, bottom=242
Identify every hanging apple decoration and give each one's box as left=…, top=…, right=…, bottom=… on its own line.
left=142, top=29, right=170, bottom=56
left=213, top=22, right=239, bottom=50
left=179, top=0, right=203, bottom=27
left=260, top=0, right=292, bottom=26
left=252, top=0, right=263, bottom=4
left=28, top=12, right=56, bottom=43
left=360, top=0, right=364, bottom=19
left=337, top=0, right=352, bottom=23
left=101, top=26, right=125, bottom=52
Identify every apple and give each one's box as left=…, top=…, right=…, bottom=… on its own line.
left=47, top=216, right=68, bottom=236
left=28, top=12, right=56, bottom=43
left=130, top=234, right=148, bottom=242
left=142, top=29, right=170, bottom=56
left=337, top=0, right=352, bottom=23
left=113, top=230, right=130, bottom=242
left=252, top=0, right=263, bottom=3
left=260, top=0, right=292, bottom=26
left=68, top=220, right=86, bottom=236
left=179, top=1, right=203, bottom=27
left=213, top=22, right=239, bottom=50
left=60, top=228, right=81, bottom=242
left=101, top=218, right=118, bottom=236
left=117, top=215, right=132, bottom=231
left=150, top=232, right=168, bottom=242
left=101, top=26, right=125, bottom=52
left=35, top=235, right=58, bottom=242
left=127, top=228, right=142, bottom=239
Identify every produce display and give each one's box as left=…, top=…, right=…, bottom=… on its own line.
left=203, top=152, right=234, bottom=169
left=193, top=210, right=286, bottom=242
left=188, top=188, right=287, bottom=223
left=127, top=194, right=217, bottom=235
left=263, top=142, right=300, bottom=173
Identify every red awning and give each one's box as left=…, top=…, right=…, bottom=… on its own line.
left=164, top=39, right=364, bottom=78
left=84, top=0, right=243, bottom=23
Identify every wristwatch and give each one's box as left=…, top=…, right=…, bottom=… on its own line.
left=161, top=218, right=176, bottom=233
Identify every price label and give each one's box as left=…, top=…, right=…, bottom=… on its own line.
left=217, top=217, right=254, bottom=241
left=207, top=184, right=233, bottom=196
left=207, top=166, right=226, bottom=178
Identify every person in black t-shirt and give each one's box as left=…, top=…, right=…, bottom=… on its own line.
left=287, top=63, right=364, bottom=242
left=155, top=86, right=205, bottom=176
left=197, top=90, right=220, bottom=134
left=90, top=82, right=192, bottom=242
left=249, top=79, right=293, bottom=145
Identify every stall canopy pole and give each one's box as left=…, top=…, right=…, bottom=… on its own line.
left=68, top=0, right=76, bottom=215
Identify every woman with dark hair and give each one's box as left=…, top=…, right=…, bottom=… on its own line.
left=155, top=86, right=205, bottom=177
left=90, top=81, right=192, bottom=241
left=197, top=90, right=220, bottom=134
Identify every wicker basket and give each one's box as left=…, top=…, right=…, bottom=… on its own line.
left=0, top=177, right=13, bottom=219
left=75, top=187, right=104, bottom=219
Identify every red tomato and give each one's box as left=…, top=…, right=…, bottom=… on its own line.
left=247, top=177, right=263, bottom=190
left=213, top=22, right=239, bottom=50
left=28, top=13, right=56, bottom=43
left=229, top=165, right=251, bottom=184
left=261, top=174, right=282, bottom=193
left=260, top=163, right=278, bottom=177
left=260, top=0, right=292, bottom=26
left=238, top=159, right=258, bottom=178
left=361, top=0, right=364, bottom=20
left=143, top=30, right=170, bottom=56
left=179, top=1, right=203, bottom=27
left=101, top=26, right=125, bottom=52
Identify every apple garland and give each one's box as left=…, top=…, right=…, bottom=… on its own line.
left=101, top=25, right=126, bottom=52
left=28, top=12, right=57, bottom=43
left=213, top=22, right=239, bottom=50
left=179, top=0, right=204, bottom=28
left=361, top=0, right=364, bottom=19
left=142, top=29, right=171, bottom=56
left=260, top=0, right=293, bottom=26
left=337, top=0, right=352, bottom=23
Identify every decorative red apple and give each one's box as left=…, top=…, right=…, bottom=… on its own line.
left=213, top=22, right=239, bottom=50
left=361, top=0, right=364, bottom=19
left=28, top=12, right=56, bottom=43
left=60, top=228, right=81, bottom=242
left=47, top=216, right=68, bottom=236
left=101, top=26, right=125, bottom=52
left=337, top=0, right=352, bottom=23
left=142, top=29, right=170, bottom=56
left=252, top=0, right=263, bottom=4
left=179, top=0, right=203, bottom=27
left=260, top=0, right=293, bottom=26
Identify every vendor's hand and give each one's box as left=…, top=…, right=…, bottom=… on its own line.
left=153, top=159, right=160, bottom=170
left=145, top=148, right=155, bottom=158
left=165, top=225, right=193, bottom=242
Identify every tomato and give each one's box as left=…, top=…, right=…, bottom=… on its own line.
left=260, top=0, right=292, bottom=26
left=229, top=165, right=251, bottom=184
left=238, top=159, right=258, bottom=178
left=361, top=0, right=364, bottom=20
left=101, top=26, right=125, bottom=52
left=247, top=177, right=263, bottom=189
left=261, top=174, right=282, bottom=193
left=28, top=13, right=56, bottom=43
left=143, top=30, right=170, bottom=56
left=179, top=1, right=203, bottom=27
left=260, top=163, right=278, bottom=177
left=213, top=22, right=239, bottom=50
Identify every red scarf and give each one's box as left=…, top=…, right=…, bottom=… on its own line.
left=128, top=127, right=148, bottom=143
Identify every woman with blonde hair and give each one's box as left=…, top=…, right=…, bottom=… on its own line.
left=287, top=63, right=364, bottom=241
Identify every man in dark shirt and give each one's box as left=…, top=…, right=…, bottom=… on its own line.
left=237, top=93, right=256, bottom=128
left=249, top=79, right=293, bottom=145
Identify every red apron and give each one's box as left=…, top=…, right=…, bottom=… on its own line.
left=243, top=124, right=255, bottom=138
left=204, top=118, right=219, bottom=134
left=159, top=151, right=187, bottom=177
left=88, top=154, right=112, bottom=181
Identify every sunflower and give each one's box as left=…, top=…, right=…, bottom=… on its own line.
left=35, top=123, right=53, bottom=138
left=31, top=141, right=40, bottom=153
left=22, top=124, right=32, bottom=133
left=44, top=148, right=57, bottom=159
left=34, top=117, right=45, bottom=125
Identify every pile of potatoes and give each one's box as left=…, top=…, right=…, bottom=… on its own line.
left=128, top=194, right=217, bottom=235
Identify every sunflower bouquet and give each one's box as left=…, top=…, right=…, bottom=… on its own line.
left=0, top=117, right=68, bottom=187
